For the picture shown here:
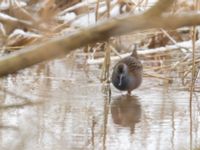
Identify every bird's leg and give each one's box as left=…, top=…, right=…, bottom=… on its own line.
left=127, top=90, right=131, bottom=95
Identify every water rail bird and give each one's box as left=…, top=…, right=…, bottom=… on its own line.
left=111, top=46, right=143, bottom=95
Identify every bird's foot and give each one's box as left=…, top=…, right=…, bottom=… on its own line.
left=127, top=91, right=131, bottom=95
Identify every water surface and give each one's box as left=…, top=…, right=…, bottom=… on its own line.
left=0, top=53, right=199, bottom=150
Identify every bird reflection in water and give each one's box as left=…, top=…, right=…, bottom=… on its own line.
left=111, top=95, right=141, bottom=134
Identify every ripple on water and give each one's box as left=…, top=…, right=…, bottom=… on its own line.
left=0, top=57, right=199, bottom=150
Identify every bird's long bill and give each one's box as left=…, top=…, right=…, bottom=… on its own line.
left=118, top=74, right=123, bottom=86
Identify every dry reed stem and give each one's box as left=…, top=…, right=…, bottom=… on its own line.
left=101, top=41, right=111, bottom=82
left=160, top=29, right=188, bottom=53
left=101, top=0, right=111, bottom=82
left=110, top=44, right=122, bottom=58
left=105, top=0, right=110, bottom=18
left=189, top=0, right=199, bottom=149
left=95, top=0, right=100, bottom=22
left=143, top=72, right=172, bottom=82
left=88, top=40, right=200, bottom=65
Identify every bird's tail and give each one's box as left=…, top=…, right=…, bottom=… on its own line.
left=130, top=44, right=138, bottom=58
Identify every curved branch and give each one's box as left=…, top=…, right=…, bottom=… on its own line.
left=0, top=1, right=199, bottom=77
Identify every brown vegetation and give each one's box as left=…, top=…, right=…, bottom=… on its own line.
left=0, top=0, right=199, bottom=92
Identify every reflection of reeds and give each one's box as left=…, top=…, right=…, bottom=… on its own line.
left=0, top=86, right=44, bottom=110
left=102, top=87, right=111, bottom=150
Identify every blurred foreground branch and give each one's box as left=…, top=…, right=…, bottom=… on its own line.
left=0, top=0, right=200, bottom=77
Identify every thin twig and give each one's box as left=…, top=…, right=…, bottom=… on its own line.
left=144, top=72, right=172, bottom=82
left=160, top=28, right=189, bottom=53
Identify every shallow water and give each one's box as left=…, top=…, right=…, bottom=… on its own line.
left=0, top=53, right=199, bottom=150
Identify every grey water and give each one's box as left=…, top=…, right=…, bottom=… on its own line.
left=0, top=53, right=199, bottom=150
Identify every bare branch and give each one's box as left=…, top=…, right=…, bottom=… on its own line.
left=0, top=1, right=199, bottom=77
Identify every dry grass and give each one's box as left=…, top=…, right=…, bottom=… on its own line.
left=0, top=0, right=199, bottom=91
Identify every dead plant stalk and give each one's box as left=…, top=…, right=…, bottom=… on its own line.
left=1, top=0, right=200, bottom=77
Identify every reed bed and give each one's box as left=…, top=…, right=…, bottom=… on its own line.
left=0, top=0, right=199, bottom=91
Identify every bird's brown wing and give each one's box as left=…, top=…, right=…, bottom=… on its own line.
left=120, top=56, right=142, bottom=72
